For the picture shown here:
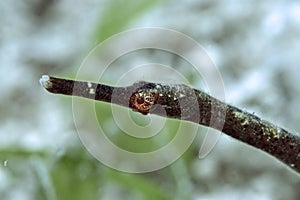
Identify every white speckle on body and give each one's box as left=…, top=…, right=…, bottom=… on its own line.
left=291, top=163, right=295, bottom=167
left=89, top=88, right=95, bottom=94
left=241, top=119, right=249, bottom=126
left=277, top=128, right=282, bottom=134
left=87, top=82, right=92, bottom=88
left=273, top=134, right=280, bottom=139
left=179, top=93, right=185, bottom=98
left=155, top=85, right=161, bottom=89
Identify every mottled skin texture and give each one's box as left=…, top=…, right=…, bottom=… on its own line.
left=42, top=76, right=300, bottom=173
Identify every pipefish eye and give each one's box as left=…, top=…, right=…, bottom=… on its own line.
left=129, top=90, right=158, bottom=115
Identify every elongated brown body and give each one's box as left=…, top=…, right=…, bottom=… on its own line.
left=40, top=75, right=300, bottom=173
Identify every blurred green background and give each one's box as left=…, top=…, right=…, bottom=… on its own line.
left=1, top=0, right=300, bottom=199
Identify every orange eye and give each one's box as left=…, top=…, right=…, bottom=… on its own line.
left=129, top=90, right=157, bottom=115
